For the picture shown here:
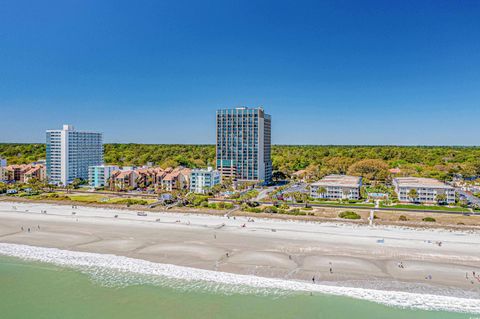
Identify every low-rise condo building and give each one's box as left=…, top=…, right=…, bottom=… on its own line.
left=162, top=167, right=191, bottom=191
left=0, top=159, right=7, bottom=181
left=88, top=165, right=119, bottom=188
left=393, top=177, right=456, bottom=204
left=310, top=175, right=362, bottom=200
left=0, top=167, right=7, bottom=182
left=109, top=170, right=138, bottom=191
left=108, top=166, right=191, bottom=192
left=22, top=165, right=47, bottom=183
left=190, top=167, right=221, bottom=194
left=4, top=164, right=46, bottom=183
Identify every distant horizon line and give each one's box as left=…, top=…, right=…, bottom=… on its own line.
left=0, top=142, right=479, bottom=148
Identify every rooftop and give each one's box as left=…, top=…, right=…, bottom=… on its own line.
left=191, top=167, right=217, bottom=173
left=393, top=177, right=453, bottom=189
left=311, top=175, right=362, bottom=188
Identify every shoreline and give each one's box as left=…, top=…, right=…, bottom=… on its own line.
left=1, top=243, right=479, bottom=314
left=0, top=200, right=479, bottom=311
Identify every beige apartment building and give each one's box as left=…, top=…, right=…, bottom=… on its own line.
left=310, top=175, right=362, bottom=200
left=393, top=177, right=456, bottom=204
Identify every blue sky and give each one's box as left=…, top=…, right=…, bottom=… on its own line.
left=1, top=0, right=479, bottom=145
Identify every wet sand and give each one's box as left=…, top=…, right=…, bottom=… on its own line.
left=1, top=201, right=480, bottom=296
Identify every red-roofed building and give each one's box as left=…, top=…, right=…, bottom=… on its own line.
left=5, top=164, right=46, bottom=183
left=109, top=170, right=138, bottom=191
left=389, top=168, right=402, bottom=175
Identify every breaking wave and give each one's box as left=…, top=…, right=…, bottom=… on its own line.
left=0, top=243, right=479, bottom=314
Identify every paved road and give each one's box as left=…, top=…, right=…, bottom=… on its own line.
left=457, top=188, right=480, bottom=206
left=254, top=186, right=276, bottom=201
left=281, top=183, right=309, bottom=195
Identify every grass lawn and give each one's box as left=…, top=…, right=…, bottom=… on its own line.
left=302, top=201, right=375, bottom=207
left=26, top=193, right=156, bottom=206
left=108, top=197, right=157, bottom=205
left=380, top=203, right=470, bottom=212
left=67, top=194, right=110, bottom=203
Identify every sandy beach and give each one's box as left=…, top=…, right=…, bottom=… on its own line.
left=1, top=201, right=480, bottom=298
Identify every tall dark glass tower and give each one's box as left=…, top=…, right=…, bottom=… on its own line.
left=216, top=107, right=272, bottom=182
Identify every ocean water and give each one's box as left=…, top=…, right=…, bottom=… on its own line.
left=0, top=246, right=476, bottom=319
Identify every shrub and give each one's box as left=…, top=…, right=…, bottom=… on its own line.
left=398, top=215, right=408, bottom=221
left=214, top=202, right=234, bottom=210
left=37, top=193, right=70, bottom=200
left=245, top=201, right=260, bottom=207
left=338, top=211, right=361, bottom=220
left=241, top=204, right=262, bottom=213
left=186, top=194, right=209, bottom=207
left=114, top=198, right=148, bottom=206
left=422, top=217, right=436, bottom=222
left=263, top=206, right=278, bottom=214
left=288, top=208, right=306, bottom=216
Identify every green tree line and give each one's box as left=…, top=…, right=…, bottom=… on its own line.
left=1, top=143, right=480, bottom=181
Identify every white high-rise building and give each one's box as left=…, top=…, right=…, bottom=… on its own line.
left=216, top=107, right=272, bottom=182
left=46, top=124, right=103, bottom=185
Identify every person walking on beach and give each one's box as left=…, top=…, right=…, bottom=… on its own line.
left=312, top=276, right=315, bottom=283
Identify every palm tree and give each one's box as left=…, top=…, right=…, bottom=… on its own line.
left=65, top=184, right=73, bottom=194
left=408, top=189, right=418, bottom=201
left=318, top=187, right=327, bottom=197
left=301, top=192, right=309, bottom=207
left=436, top=193, right=447, bottom=205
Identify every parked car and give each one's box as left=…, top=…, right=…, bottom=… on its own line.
left=137, top=212, right=147, bottom=216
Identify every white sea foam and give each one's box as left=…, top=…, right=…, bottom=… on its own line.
left=0, top=243, right=479, bottom=314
